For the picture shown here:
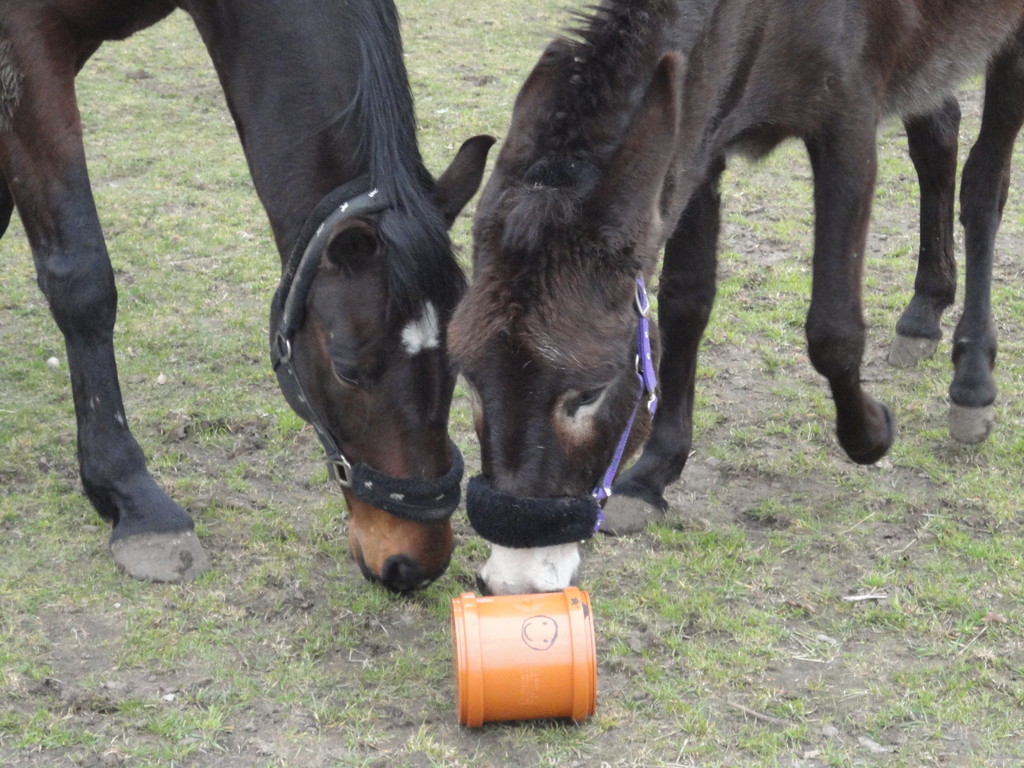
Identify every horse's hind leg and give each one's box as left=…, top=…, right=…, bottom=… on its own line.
left=889, top=96, right=961, bottom=367
left=0, top=36, right=208, bottom=581
left=605, top=160, right=724, bottom=534
left=805, top=115, right=895, bottom=464
left=947, top=35, right=1024, bottom=443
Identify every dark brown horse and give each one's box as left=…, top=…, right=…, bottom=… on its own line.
left=0, top=0, right=493, bottom=591
left=450, top=0, right=1024, bottom=594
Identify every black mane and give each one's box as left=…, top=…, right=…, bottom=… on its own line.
left=542, top=3, right=666, bottom=164
left=496, top=3, right=674, bottom=278
left=350, top=2, right=465, bottom=322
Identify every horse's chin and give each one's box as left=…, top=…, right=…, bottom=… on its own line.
left=477, top=543, right=581, bottom=596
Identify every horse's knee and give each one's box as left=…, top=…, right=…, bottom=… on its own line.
left=959, top=130, right=1015, bottom=231
left=657, top=272, right=715, bottom=330
left=37, top=244, right=118, bottom=333
left=958, top=185, right=1001, bottom=232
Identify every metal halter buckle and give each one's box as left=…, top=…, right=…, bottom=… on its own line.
left=329, top=454, right=354, bottom=488
left=634, top=278, right=651, bottom=317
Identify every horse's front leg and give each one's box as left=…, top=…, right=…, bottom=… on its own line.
left=1, top=171, right=13, bottom=237
left=948, top=37, right=1024, bottom=443
left=605, top=161, right=724, bottom=534
left=889, top=96, right=961, bottom=367
left=805, top=118, right=895, bottom=464
left=0, top=54, right=208, bottom=581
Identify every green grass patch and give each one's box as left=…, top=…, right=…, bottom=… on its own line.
left=2, top=4, right=1023, bottom=768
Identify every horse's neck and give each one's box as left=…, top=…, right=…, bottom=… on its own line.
left=182, top=2, right=396, bottom=261
left=662, top=0, right=767, bottom=223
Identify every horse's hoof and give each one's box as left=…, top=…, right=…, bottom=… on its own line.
left=845, top=402, right=896, bottom=465
left=600, top=493, right=665, bottom=536
left=110, top=530, right=210, bottom=582
left=888, top=333, right=938, bottom=368
left=949, top=403, right=995, bottom=444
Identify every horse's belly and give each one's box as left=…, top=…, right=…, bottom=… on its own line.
left=884, top=7, right=1024, bottom=118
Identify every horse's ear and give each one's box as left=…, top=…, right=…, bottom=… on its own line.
left=497, top=47, right=564, bottom=167
left=432, top=135, right=496, bottom=227
left=592, top=52, right=682, bottom=226
left=324, top=217, right=381, bottom=275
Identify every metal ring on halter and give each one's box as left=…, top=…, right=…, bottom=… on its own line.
left=274, top=334, right=293, bottom=365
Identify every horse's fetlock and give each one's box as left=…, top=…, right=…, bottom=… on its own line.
left=806, top=327, right=864, bottom=380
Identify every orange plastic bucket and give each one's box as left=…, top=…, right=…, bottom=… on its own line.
left=450, top=587, right=597, bottom=727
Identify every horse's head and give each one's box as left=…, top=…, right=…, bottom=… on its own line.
left=271, top=136, right=493, bottom=593
left=449, top=47, right=682, bottom=595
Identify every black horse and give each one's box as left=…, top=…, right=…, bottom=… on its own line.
left=450, top=0, right=1024, bottom=594
left=0, top=0, right=493, bottom=591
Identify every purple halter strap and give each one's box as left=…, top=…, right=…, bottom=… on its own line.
left=591, top=276, right=659, bottom=527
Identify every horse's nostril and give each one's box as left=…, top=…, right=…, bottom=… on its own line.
left=380, top=555, right=428, bottom=594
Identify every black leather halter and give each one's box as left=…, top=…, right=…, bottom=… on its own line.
left=270, top=180, right=463, bottom=523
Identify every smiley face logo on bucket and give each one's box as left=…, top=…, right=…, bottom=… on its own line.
left=521, top=615, right=559, bottom=651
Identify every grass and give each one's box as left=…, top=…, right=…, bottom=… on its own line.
left=2, top=3, right=1024, bottom=767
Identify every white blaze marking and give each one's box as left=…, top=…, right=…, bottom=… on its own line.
left=401, top=302, right=441, bottom=355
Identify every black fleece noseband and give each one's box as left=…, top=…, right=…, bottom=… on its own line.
left=466, top=475, right=601, bottom=548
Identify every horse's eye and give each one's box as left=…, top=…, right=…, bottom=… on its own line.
left=566, top=387, right=605, bottom=418
left=332, top=363, right=362, bottom=389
